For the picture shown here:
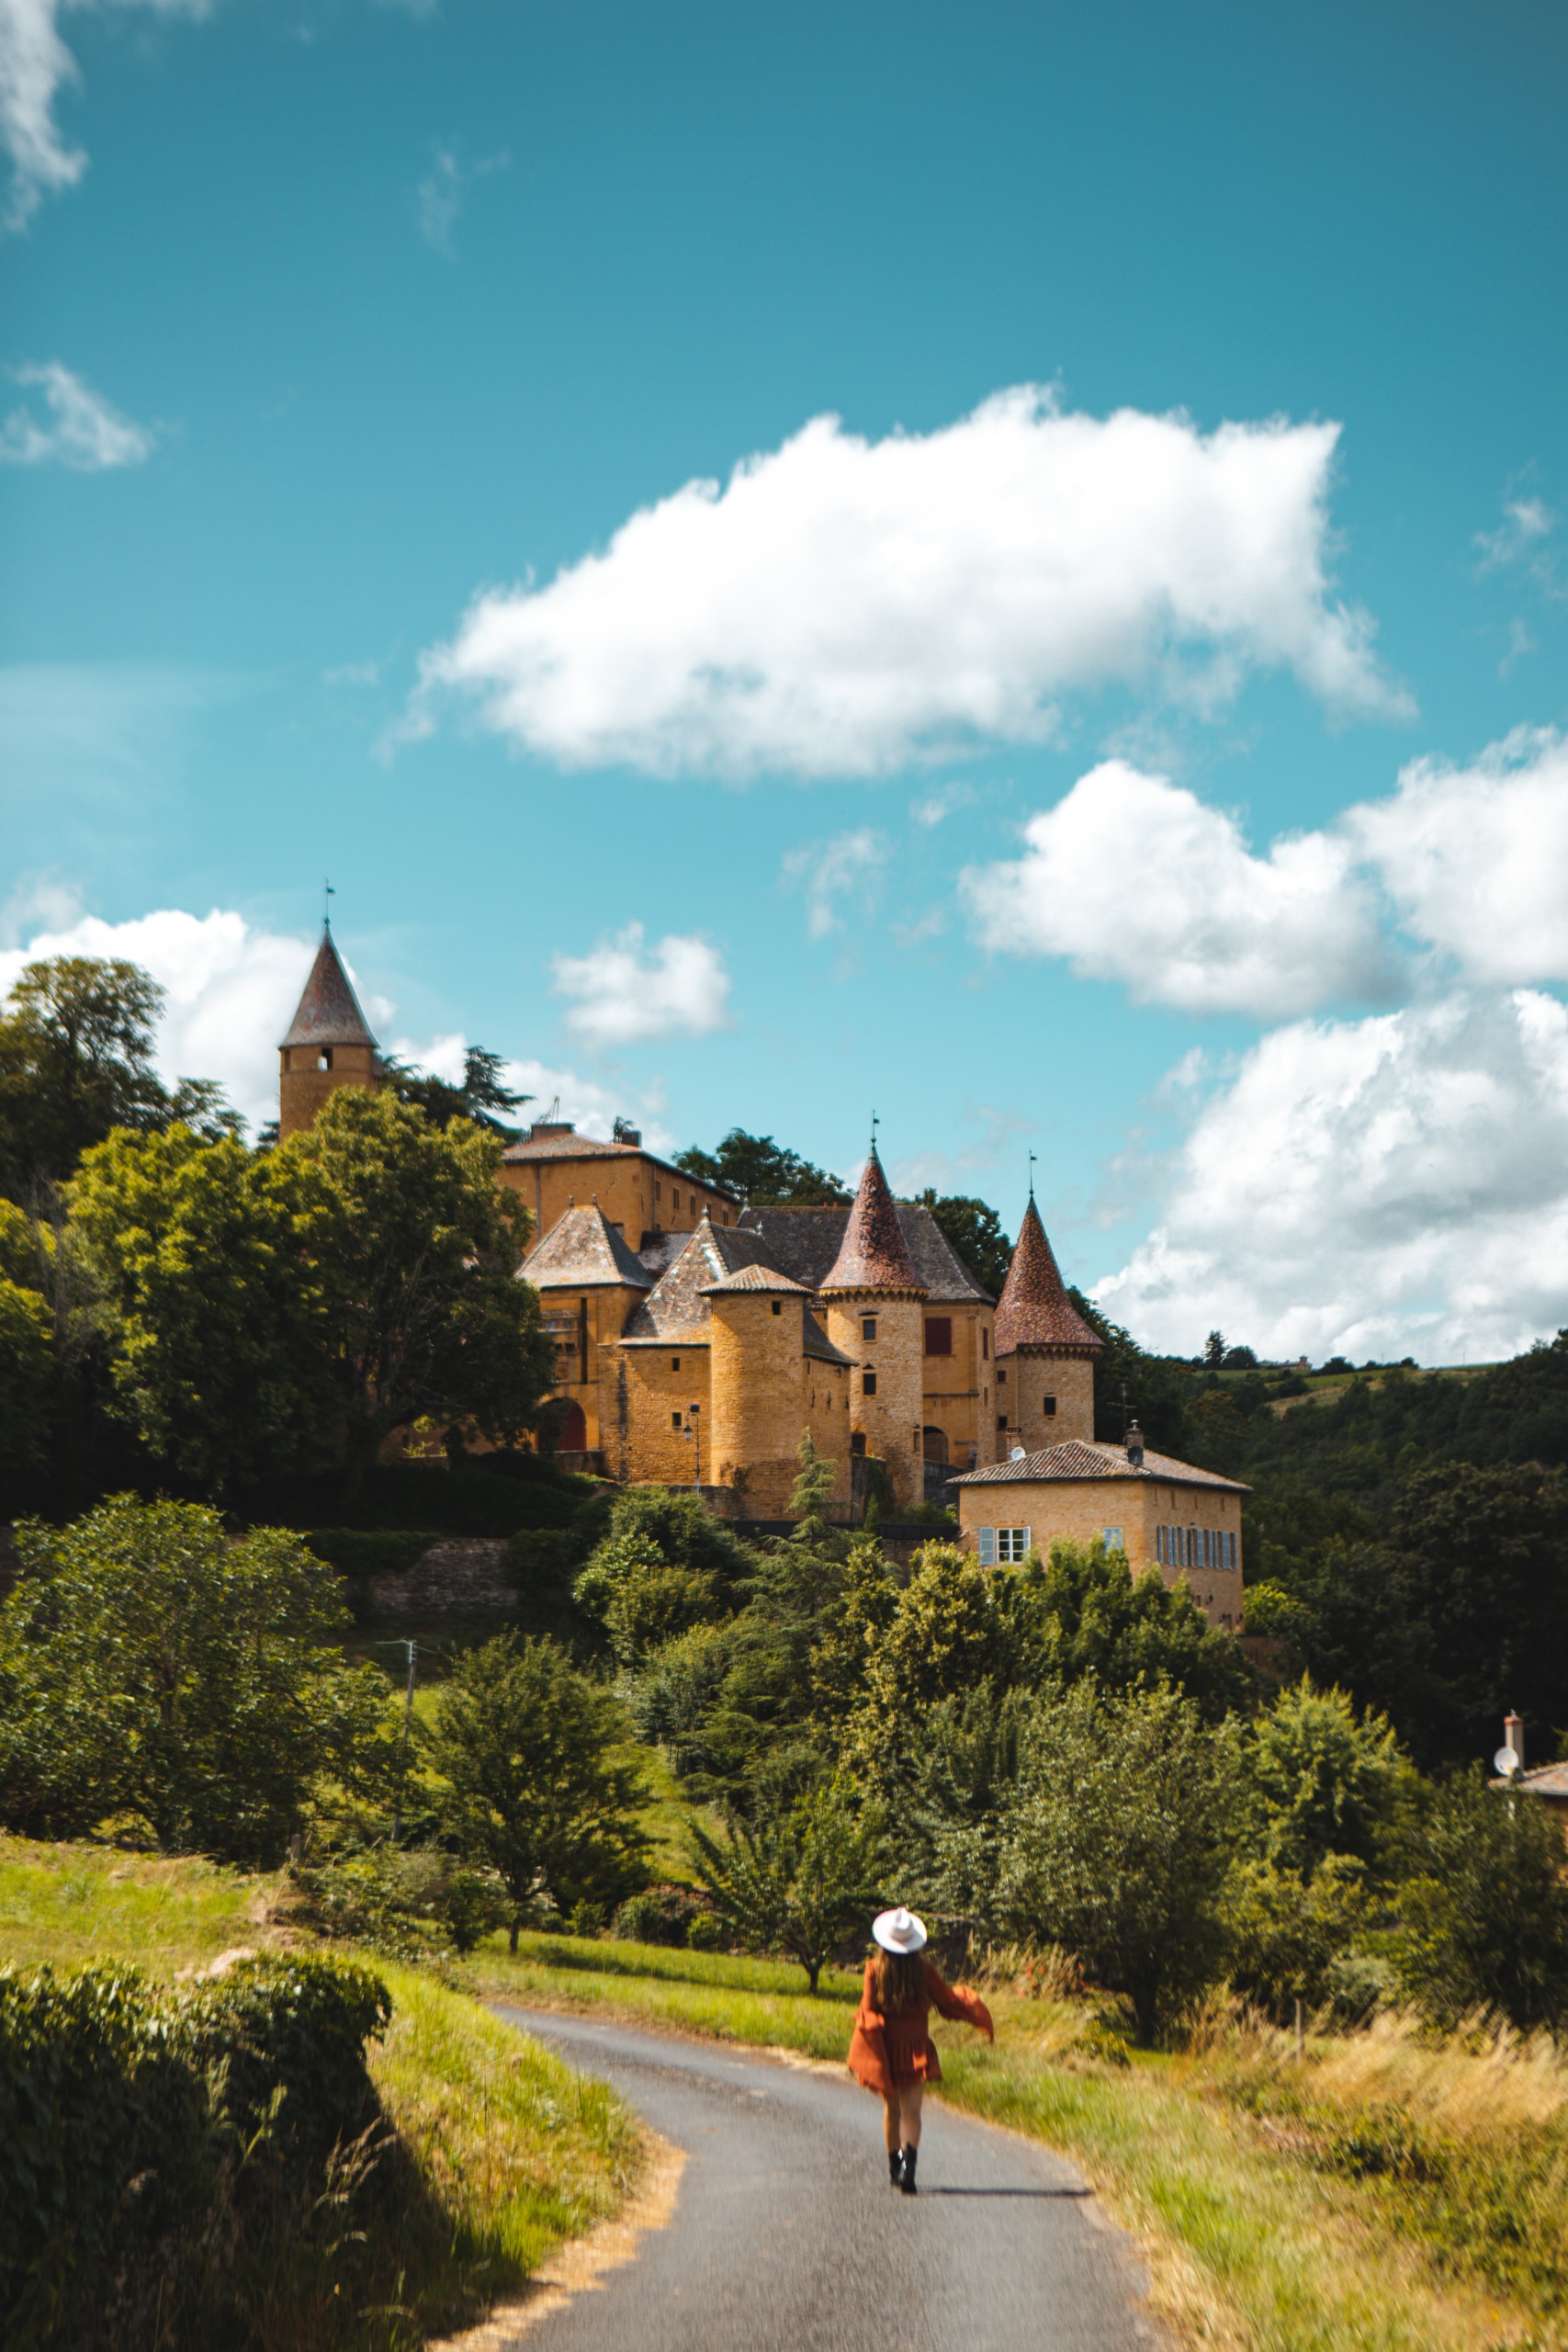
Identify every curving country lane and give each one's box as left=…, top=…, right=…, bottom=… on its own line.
left=486, top=2005, right=1162, bottom=2352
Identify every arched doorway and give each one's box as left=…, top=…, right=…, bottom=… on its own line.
left=922, top=1426, right=949, bottom=1464
left=555, top=1398, right=587, bottom=1451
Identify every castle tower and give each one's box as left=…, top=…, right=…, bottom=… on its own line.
left=818, top=1145, right=928, bottom=1510
left=277, top=928, right=382, bottom=1140
left=993, top=1193, right=1102, bottom=1452
left=703, top=1263, right=816, bottom=1514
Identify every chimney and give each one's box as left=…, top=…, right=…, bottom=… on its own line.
left=1126, top=1419, right=1145, bottom=1469
left=1506, top=1711, right=1525, bottom=1772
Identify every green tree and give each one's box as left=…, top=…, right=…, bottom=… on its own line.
left=428, top=1633, right=649, bottom=1950
left=675, top=1128, right=850, bottom=1206
left=0, top=956, right=237, bottom=1199
left=1241, top=1678, right=1406, bottom=1880
left=1067, top=1290, right=1190, bottom=1456
left=0, top=1496, right=382, bottom=1861
left=70, top=1125, right=335, bottom=1495
left=1032, top=1538, right=1252, bottom=1722
left=379, top=1045, right=529, bottom=1139
left=690, top=1778, right=886, bottom=1991
left=912, top=1190, right=1011, bottom=1297
left=993, top=1682, right=1237, bottom=2042
left=286, top=1088, right=555, bottom=1487
left=1388, top=1770, right=1568, bottom=2033
left=1223, top=1854, right=1375, bottom=2020
left=0, top=1203, right=52, bottom=1479
left=851, top=1543, right=1024, bottom=1760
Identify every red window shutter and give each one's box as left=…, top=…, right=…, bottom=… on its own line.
left=925, top=1317, right=953, bottom=1356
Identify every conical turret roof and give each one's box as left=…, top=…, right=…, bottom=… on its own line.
left=279, top=930, right=378, bottom=1050
left=819, top=1148, right=926, bottom=1295
left=993, top=1195, right=1102, bottom=1356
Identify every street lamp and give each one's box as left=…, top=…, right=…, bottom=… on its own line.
left=680, top=1403, right=702, bottom=1491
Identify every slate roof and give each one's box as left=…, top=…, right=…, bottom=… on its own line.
left=739, top=1203, right=992, bottom=1304
left=992, top=1196, right=1101, bottom=1357
left=279, top=931, right=378, bottom=1050
left=818, top=1151, right=927, bottom=1295
left=952, top=1441, right=1249, bottom=1493
left=518, top=1205, right=653, bottom=1292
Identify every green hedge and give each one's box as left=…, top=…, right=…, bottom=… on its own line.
left=0, top=1953, right=389, bottom=2350
left=302, top=1528, right=437, bottom=1579
left=241, top=1462, right=604, bottom=1538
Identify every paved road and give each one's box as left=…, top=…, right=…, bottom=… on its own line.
left=491, top=2006, right=1159, bottom=2352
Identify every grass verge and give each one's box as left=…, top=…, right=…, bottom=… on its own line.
left=0, top=1836, right=644, bottom=2349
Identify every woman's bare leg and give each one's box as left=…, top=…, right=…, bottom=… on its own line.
left=900, top=2082, right=923, bottom=2149
left=883, top=2092, right=902, bottom=2152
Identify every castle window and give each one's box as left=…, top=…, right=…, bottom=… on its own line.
left=1043, top=1395, right=1056, bottom=1416
left=317, top=1047, right=333, bottom=1071
left=997, top=1414, right=1008, bottom=1432
left=925, top=1317, right=953, bottom=1357
left=1101, top=1527, right=1124, bottom=1554
left=671, top=1356, right=680, bottom=1370
left=863, top=1316, right=877, bottom=1342
left=995, top=1527, right=1032, bottom=1564
left=997, top=1368, right=1007, bottom=1385
left=772, top=1299, right=782, bottom=1316
left=863, top=1371, right=877, bottom=1396
left=982, top=1329, right=989, bottom=1360
left=671, top=1411, right=682, bottom=1429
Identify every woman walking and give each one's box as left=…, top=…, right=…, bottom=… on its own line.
left=847, top=1906, right=994, bottom=2194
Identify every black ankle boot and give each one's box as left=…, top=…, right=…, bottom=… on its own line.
left=899, top=2145, right=918, bottom=2196
left=888, top=2147, right=903, bottom=2186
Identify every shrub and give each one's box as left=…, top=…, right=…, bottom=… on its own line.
left=444, top=1870, right=508, bottom=1955
left=0, top=1952, right=389, bottom=2348
left=685, top=1909, right=726, bottom=1952
left=1389, top=1770, right=1568, bottom=2033
left=612, top=1883, right=712, bottom=1948
left=302, top=1527, right=436, bottom=1578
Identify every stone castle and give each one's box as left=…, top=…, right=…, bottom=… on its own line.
left=277, top=929, right=1246, bottom=1624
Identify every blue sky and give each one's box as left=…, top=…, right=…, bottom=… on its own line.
left=3, top=0, right=1567, bottom=1363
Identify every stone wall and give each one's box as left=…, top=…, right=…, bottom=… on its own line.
left=361, top=1536, right=516, bottom=1617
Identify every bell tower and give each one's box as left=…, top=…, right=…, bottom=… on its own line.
left=277, top=927, right=382, bottom=1140
left=993, top=1190, right=1102, bottom=1453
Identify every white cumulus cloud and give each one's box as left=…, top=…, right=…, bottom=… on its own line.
left=1094, top=990, right=1568, bottom=1366
left=782, top=828, right=890, bottom=940
left=0, top=906, right=316, bottom=1130
left=409, top=389, right=1407, bottom=779
left=0, top=360, right=153, bottom=468
left=963, top=759, right=1391, bottom=1017
left=0, top=0, right=207, bottom=232
left=549, top=922, right=732, bottom=1048
left=1348, top=729, right=1568, bottom=985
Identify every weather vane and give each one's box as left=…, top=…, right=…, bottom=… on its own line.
left=871, top=1109, right=880, bottom=1152
left=323, top=879, right=335, bottom=929
left=1028, top=1149, right=1037, bottom=1199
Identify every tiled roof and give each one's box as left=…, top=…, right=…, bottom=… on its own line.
left=1516, top=1763, right=1568, bottom=1798
left=819, top=1151, right=928, bottom=1296
left=952, top=1440, right=1249, bottom=1493
left=993, top=1197, right=1101, bottom=1357
left=518, top=1205, right=653, bottom=1291
left=619, top=1218, right=854, bottom=1363
left=279, top=931, right=378, bottom=1050
left=499, top=1126, right=739, bottom=1199
left=621, top=1220, right=783, bottom=1341
left=739, top=1203, right=992, bottom=1304
left=636, top=1231, right=689, bottom=1281
left=700, top=1263, right=814, bottom=1295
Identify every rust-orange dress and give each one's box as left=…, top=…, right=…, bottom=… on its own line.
left=846, top=1957, right=995, bottom=2096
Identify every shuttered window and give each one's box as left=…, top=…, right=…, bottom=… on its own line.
left=996, top=1527, right=1031, bottom=1563
left=977, top=1526, right=997, bottom=1565
left=925, top=1317, right=953, bottom=1356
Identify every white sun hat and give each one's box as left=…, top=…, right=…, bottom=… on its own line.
left=872, top=1905, right=928, bottom=1954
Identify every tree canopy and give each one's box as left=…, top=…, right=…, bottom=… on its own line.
left=674, top=1128, right=851, bottom=1205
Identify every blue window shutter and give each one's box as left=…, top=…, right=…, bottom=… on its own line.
left=978, top=1525, right=996, bottom=1566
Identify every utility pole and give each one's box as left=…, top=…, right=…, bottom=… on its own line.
left=393, top=1639, right=415, bottom=1844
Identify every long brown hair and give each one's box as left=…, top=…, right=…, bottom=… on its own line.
left=873, top=1948, right=927, bottom=2015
